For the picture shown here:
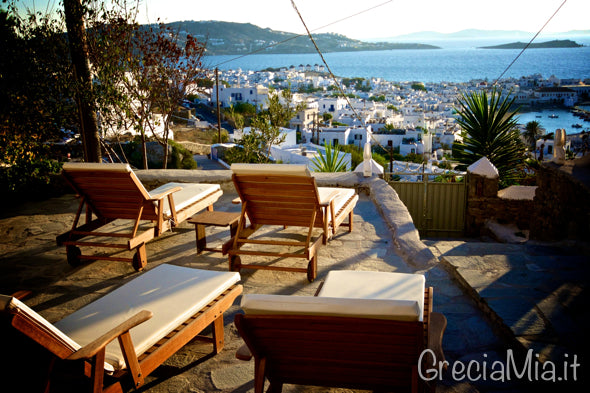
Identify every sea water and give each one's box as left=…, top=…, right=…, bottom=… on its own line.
left=203, top=37, right=590, bottom=83
left=517, top=107, right=590, bottom=135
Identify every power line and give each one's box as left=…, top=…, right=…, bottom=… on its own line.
left=210, top=1, right=393, bottom=68
left=492, top=0, right=568, bottom=85
left=290, top=0, right=390, bottom=153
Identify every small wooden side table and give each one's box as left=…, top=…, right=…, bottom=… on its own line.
left=188, top=211, right=241, bottom=255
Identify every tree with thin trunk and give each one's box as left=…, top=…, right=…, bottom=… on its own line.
left=63, top=0, right=101, bottom=162
left=87, top=6, right=207, bottom=168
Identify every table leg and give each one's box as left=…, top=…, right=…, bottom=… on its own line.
left=196, top=224, right=207, bottom=254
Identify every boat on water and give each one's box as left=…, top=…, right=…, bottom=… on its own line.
left=572, top=124, right=583, bottom=128
left=549, top=114, right=559, bottom=118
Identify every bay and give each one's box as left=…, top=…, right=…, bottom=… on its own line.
left=203, top=37, right=590, bottom=84
left=517, top=106, right=590, bottom=135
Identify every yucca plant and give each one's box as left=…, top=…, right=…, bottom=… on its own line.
left=452, top=88, right=526, bottom=181
left=311, top=143, right=348, bottom=172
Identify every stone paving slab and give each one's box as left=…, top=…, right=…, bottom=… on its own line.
left=429, top=239, right=590, bottom=370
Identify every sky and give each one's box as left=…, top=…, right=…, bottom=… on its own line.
left=14, top=0, right=590, bottom=40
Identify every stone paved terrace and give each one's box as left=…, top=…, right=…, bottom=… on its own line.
left=0, top=170, right=588, bottom=392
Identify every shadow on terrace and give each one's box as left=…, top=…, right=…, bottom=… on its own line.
left=1, top=168, right=588, bottom=392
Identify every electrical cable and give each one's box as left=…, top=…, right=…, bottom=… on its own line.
left=290, top=0, right=392, bottom=154
left=210, top=1, right=393, bottom=68
left=492, top=0, right=568, bottom=85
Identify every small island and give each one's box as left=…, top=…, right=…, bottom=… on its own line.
left=479, top=39, right=583, bottom=49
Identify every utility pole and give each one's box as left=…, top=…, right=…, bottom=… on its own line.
left=312, top=112, right=317, bottom=144
left=216, top=68, right=221, bottom=143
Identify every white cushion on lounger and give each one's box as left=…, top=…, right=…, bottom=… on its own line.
left=317, top=187, right=356, bottom=216
left=241, top=294, right=420, bottom=321
left=231, top=163, right=311, bottom=176
left=55, top=264, right=240, bottom=371
left=317, top=270, right=425, bottom=321
left=0, top=295, right=81, bottom=352
left=148, top=183, right=221, bottom=217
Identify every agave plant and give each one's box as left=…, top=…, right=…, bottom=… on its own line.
left=452, top=88, right=526, bottom=181
left=311, top=143, right=348, bottom=172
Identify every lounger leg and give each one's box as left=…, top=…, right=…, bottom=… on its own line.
left=90, top=349, right=106, bottom=393
left=348, top=210, right=354, bottom=232
left=254, top=357, right=267, bottom=393
left=307, top=252, right=317, bottom=283
left=41, top=356, right=56, bottom=393
left=132, top=244, right=147, bottom=271
left=212, top=315, right=225, bottom=353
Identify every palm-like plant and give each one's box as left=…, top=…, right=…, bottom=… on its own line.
left=311, top=143, right=348, bottom=172
left=452, top=88, right=526, bottom=180
left=523, top=120, right=544, bottom=159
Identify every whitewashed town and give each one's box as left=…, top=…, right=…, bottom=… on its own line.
left=168, top=65, right=590, bottom=174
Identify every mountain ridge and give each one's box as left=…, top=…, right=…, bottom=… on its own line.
left=161, top=20, right=440, bottom=55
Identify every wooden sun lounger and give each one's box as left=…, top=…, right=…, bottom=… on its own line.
left=1, top=264, right=242, bottom=393
left=228, top=164, right=359, bottom=282
left=56, top=163, right=223, bottom=270
left=234, top=271, right=447, bottom=393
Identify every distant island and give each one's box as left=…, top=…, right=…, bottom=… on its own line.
left=162, top=21, right=440, bottom=55
left=479, top=39, right=583, bottom=49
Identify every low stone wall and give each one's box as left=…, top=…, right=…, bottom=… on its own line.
left=176, top=141, right=211, bottom=155
left=135, top=169, right=438, bottom=269
left=466, top=196, right=534, bottom=236
left=466, top=156, right=590, bottom=241
left=465, top=174, right=535, bottom=237
left=530, top=160, right=590, bottom=241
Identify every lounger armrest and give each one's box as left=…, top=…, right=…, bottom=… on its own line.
left=11, top=290, right=32, bottom=300
left=147, top=186, right=183, bottom=201
left=318, top=190, right=340, bottom=207
left=67, top=310, right=153, bottom=360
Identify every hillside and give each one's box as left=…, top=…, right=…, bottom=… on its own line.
left=163, top=20, right=440, bottom=55
left=479, top=39, right=583, bottom=49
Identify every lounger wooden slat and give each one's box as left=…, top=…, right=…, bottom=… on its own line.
left=235, top=312, right=428, bottom=393
left=234, top=271, right=446, bottom=393
left=57, top=163, right=223, bottom=271
left=228, top=164, right=358, bottom=282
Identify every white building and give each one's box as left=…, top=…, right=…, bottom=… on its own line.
left=316, top=125, right=371, bottom=148
left=211, top=85, right=269, bottom=109
left=290, top=107, right=319, bottom=132
left=231, top=127, right=297, bottom=148
left=534, top=87, right=578, bottom=107
left=535, top=137, right=572, bottom=161
left=270, top=143, right=352, bottom=171
left=317, top=97, right=348, bottom=116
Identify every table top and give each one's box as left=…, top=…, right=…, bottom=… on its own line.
left=188, top=211, right=241, bottom=226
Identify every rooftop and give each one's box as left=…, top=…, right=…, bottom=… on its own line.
left=1, top=169, right=588, bottom=392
